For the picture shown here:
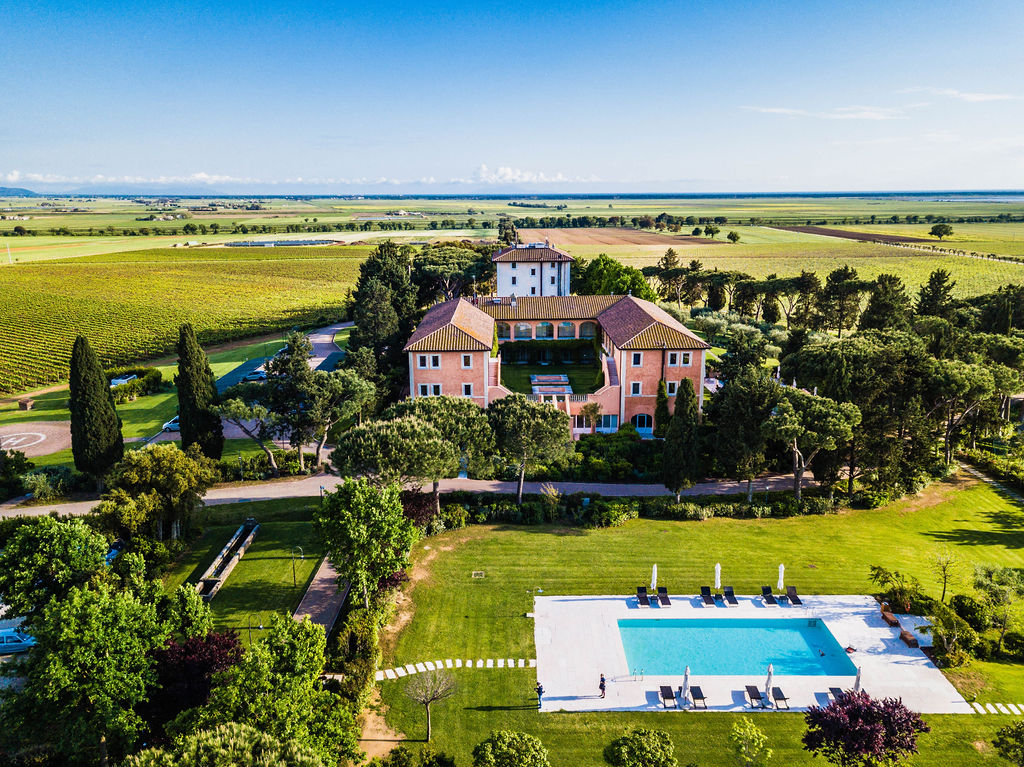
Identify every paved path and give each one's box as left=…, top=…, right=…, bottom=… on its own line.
left=374, top=657, right=537, bottom=681
left=1, top=472, right=810, bottom=518
left=308, top=322, right=351, bottom=369
left=293, top=557, right=350, bottom=634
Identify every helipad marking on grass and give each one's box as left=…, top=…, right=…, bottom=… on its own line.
left=518, top=659, right=525, bottom=667
left=1008, top=704, right=1021, bottom=715
left=455, top=659, right=462, bottom=668
left=445, top=659, right=453, bottom=668
left=434, top=660, right=444, bottom=669
left=395, top=667, right=407, bottom=677
left=972, top=702, right=986, bottom=714
left=415, top=662, right=427, bottom=672
left=476, top=659, right=484, bottom=668
left=486, top=659, right=494, bottom=668
left=425, top=661, right=436, bottom=670
left=498, top=659, right=505, bottom=668
left=986, top=703, right=999, bottom=714
left=507, top=658, right=514, bottom=667
left=997, top=704, right=1011, bottom=714
left=405, top=664, right=417, bottom=675
left=385, top=669, right=398, bottom=679
left=467, top=660, right=473, bottom=668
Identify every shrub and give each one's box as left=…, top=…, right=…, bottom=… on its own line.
left=325, top=602, right=387, bottom=710
left=0, top=450, right=33, bottom=501
left=105, top=366, right=164, bottom=404
left=604, top=727, right=677, bottom=767
left=950, top=593, right=992, bottom=631
left=22, top=467, right=74, bottom=503
left=1003, top=631, right=1024, bottom=660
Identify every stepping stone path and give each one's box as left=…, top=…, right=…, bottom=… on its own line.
left=967, top=701, right=1024, bottom=715
left=374, top=658, right=537, bottom=681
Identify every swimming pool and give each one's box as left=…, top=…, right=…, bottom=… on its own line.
left=617, top=618, right=857, bottom=676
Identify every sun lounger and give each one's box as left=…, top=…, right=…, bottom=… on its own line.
left=771, top=687, right=790, bottom=709
left=699, top=586, right=715, bottom=607
left=660, top=685, right=677, bottom=708
left=690, top=685, right=707, bottom=709
left=829, top=687, right=846, bottom=702
left=657, top=586, right=671, bottom=606
left=745, top=685, right=766, bottom=708
left=786, top=586, right=803, bottom=605
left=761, top=586, right=778, bottom=606
left=723, top=586, right=739, bottom=606
left=881, top=611, right=900, bottom=628
left=637, top=587, right=650, bottom=608
left=900, top=629, right=919, bottom=648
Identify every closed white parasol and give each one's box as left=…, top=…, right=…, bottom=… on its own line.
left=651, top=564, right=657, bottom=591
left=765, top=663, right=774, bottom=706
left=682, top=665, right=691, bottom=707
left=778, top=563, right=785, bottom=592
left=714, top=562, right=721, bottom=590
left=854, top=666, right=862, bottom=693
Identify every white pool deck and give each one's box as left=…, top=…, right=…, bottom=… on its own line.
left=534, top=594, right=972, bottom=714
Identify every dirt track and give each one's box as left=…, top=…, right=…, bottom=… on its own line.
left=518, top=227, right=723, bottom=246
left=769, top=225, right=933, bottom=244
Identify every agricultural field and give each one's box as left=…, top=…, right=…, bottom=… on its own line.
left=541, top=227, right=1024, bottom=297
left=378, top=476, right=1024, bottom=766
left=0, top=246, right=364, bottom=394
left=817, top=222, right=1024, bottom=257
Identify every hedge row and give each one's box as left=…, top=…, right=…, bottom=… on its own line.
left=960, top=448, right=1024, bottom=494
left=425, top=488, right=834, bottom=533
left=104, top=366, right=165, bottom=404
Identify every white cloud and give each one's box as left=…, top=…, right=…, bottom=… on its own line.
left=901, top=87, right=1018, bottom=102
left=740, top=105, right=908, bottom=120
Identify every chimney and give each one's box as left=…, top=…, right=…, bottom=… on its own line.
left=510, top=292, right=517, bottom=308
left=545, top=237, right=550, bottom=248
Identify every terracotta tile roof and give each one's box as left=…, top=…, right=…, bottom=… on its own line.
left=492, top=243, right=574, bottom=263
left=479, top=295, right=622, bottom=321
left=403, top=299, right=495, bottom=352
left=596, top=296, right=710, bottom=351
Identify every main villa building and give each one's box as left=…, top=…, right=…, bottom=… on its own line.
left=404, top=242, right=710, bottom=437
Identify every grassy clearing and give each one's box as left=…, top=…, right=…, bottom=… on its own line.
left=822, top=223, right=1024, bottom=258
left=163, top=498, right=322, bottom=645
left=379, top=475, right=1024, bottom=764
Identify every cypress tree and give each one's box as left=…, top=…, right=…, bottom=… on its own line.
left=176, top=324, right=224, bottom=459
left=663, top=378, right=701, bottom=501
left=653, top=380, right=671, bottom=438
left=68, top=336, right=123, bottom=483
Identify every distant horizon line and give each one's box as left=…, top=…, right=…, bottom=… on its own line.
left=5, top=188, right=1024, bottom=200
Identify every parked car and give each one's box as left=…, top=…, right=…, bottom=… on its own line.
left=242, top=369, right=267, bottom=382
left=162, top=415, right=180, bottom=432
left=109, top=374, right=138, bottom=388
left=0, top=628, right=36, bottom=654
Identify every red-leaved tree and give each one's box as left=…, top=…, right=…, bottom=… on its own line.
left=141, top=630, right=243, bottom=741
left=803, top=691, right=929, bottom=767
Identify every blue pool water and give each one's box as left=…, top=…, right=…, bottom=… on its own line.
left=617, top=618, right=857, bottom=676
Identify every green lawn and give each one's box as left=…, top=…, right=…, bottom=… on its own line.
left=500, top=362, right=603, bottom=395
left=379, top=476, right=1024, bottom=765
left=163, top=498, right=322, bottom=645
left=334, top=326, right=352, bottom=349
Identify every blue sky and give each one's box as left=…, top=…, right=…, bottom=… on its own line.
left=2, top=0, right=1023, bottom=193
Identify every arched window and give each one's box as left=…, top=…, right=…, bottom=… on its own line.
left=631, top=413, right=653, bottom=430
left=557, top=321, right=575, bottom=339
left=579, top=321, right=598, bottom=339
left=496, top=322, right=510, bottom=340
left=536, top=322, right=554, bottom=339
left=514, top=322, right=532, bottom=340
